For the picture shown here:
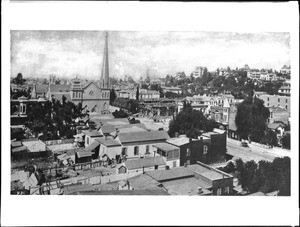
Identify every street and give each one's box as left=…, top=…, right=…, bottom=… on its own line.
left=226, top=138, right=289, bottom=163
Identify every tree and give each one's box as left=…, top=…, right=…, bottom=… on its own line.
left=241, top=160, right=260, bottom=193
left=25, top=99, right=86, bottom=140
left=261, top=130, right=278, bottom=147
left=110, top=88, right=116, bottom=105
left=235, top=95, right=270, bottom=142
left=12, top=73, right=26, bottom=85
left=127, top=76, right=135, bottom=84
left=136, top=85, right=140, bottom=101
left=112, top=109, right=129, bottom=118
left=281, top=133, right=290, bottom=149
left=168, top=102, right=218, bottom=137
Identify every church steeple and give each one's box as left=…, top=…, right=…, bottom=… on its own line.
left=100, top=31, right=110, bottom=88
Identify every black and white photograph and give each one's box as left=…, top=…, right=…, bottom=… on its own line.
left=2, top=1, right=299, bottom=226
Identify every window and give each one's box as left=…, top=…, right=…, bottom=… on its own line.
left=267, top=97, right=269, bottom=101
left=122, top=147, right=127, bottom=156
left=286, top=99, right=288, bottom=103
left=73, top=92, right=75, bottom=98
left=217, top=188, right=222, bottom=195
left=145, top=145, right=150, bottom=154
left=203, top=145, right=208, bottom=154
left=134, top=146, right=139, bottom=156
left=278, top=98, right=280, bottom=102
left=78, top=92, right=81, bottom=98
left=89, top=90, right=94, bottom=96
left=86, top=137, right=89, bottom=145
left=285, top=105, right=288, bottom=110
left=224, top=186, right=229, bottom=194
left=186, top=148, right=191, bottom=157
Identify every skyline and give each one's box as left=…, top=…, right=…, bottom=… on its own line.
left=11, top=31, right=290, bottom=80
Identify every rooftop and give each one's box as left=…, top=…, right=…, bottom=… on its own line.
left=76, top=150, right=92, bottom=158
left=152, top=142, right=180, bottom=152
left=146, top=162, right=232, bottom=182
left=22, top=140, right=46, bottom=152
left=128, top=173, right=161, bottom=190
left=95, top=137, right=121, bottom=147
left=83, top=130, right=103, bottom=137
left=268, top=122, right=285, bottom=130
left=68, top=189, right=169, bottom=195
left=167, top=137, right=198, bottom=147
left=124, top=156, right=166, bottom=170
left=118, top=130, right=170, bottom=144
left=162, top=177, right=212, bottom=195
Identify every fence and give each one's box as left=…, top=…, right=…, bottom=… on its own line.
left=41, top=160, right=104, bottom=174
left=29, top=168, right=141, bottom=195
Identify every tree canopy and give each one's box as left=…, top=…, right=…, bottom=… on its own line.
left=234, top=157, right=290, bottom=195
left=25, top=97, right=87, bottom=140
left=12, top=73, right=26, bottom=85
left=235, top=94, right=270, bottom=142
left=168, top=102, right=218, bottom=137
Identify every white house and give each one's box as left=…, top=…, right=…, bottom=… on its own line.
left=115, top=130, right=170, bottom=160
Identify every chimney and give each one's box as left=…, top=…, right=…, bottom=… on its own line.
left=113, top=128, right=119, bottom=139
left=197, top=187, right=203, bottom=195
left=165, top=165, right=170, bottom=170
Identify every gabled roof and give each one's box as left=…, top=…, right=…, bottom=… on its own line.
left=100, top=124, right=116, bottom=134
left=118, top=131, right=170, bottom=144
left=101, top=118, right=130, bottom=126
left=22, top=140, right=46, bottom=152
left=11, top=141, right=22, bottom=147
left=127, top=173, right=161, bottom=190
left=268, top=123, right=284, bottom=130
left=223, top=98, right=230, bottom=108
left=84, top=140, right=101, bottom=152
left=82, top=81, right=101, bottom=90
left=95, top=137, right=121, bottom=147
left=76, top=150, right=92, bottom=158
left=268, top=106, right=288, bottom=112
left=83, top=130, right=103, bottom=137
left=124, top=156, right=166, bottom=170
left=12, top=146, right=28, bottom=153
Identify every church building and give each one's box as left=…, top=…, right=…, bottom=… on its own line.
left=32, top=32, right=111, bottom=114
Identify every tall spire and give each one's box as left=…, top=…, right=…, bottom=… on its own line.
left=101, top=31, right=110, bottom=88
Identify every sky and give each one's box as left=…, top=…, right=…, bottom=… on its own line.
left=11, top=31, right=290, bottom=80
